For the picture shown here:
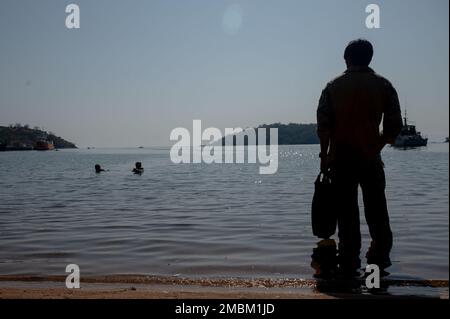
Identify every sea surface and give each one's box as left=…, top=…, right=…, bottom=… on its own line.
left=0, top=144, right=448, bottom=280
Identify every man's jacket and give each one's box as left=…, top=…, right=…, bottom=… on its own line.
left=317, top=66, right=403, bottom=162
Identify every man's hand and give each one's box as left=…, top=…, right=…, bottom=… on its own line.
left=320, top=154, right=329, bottom=174
left=319, top=137, right=330, bottom=174
left=378, top=134, right=389, bottom=153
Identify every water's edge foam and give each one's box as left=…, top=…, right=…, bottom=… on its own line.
left=0, top=274, right=447, bottom=288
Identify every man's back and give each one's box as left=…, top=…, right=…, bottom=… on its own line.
left=317, top=66, right=403, bottom=162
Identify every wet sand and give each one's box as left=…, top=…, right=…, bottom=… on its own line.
left=0, top=285, right=330, bottom=299
left=0, top=275, right=447, bottom=299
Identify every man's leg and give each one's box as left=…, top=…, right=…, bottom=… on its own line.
left=334, top=164, right=362, bottom=274
left=361, top=160, right=393, bottom=270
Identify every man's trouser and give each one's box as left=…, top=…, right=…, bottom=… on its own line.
left=331, top=158, right=393, bottom=271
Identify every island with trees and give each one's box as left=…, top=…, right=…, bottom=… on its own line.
left=0, top=124, right=77, bottom=151
left=221, top=123, right=319, bottom=145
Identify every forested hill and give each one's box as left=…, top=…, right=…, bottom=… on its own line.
left=221, top=123, right=319, bottom=145
left=0, top=125, right=77, bottom=149
left=258, top=123, right=319, bottom=144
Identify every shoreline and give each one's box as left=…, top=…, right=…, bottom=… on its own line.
left=0, top=275, right=447, bottom=299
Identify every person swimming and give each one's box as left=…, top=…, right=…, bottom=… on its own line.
left=132, top=162, right=144, bottom=174
left=95, top=164, right=105, bottom=173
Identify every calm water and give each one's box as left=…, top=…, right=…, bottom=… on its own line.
left=0, top=144, right=448, bottom=280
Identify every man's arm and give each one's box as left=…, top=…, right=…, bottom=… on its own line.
left=317, top=85, right=333, bottom=172
left=381, top=80, right=403, bottom=146
left=319, top=137, right=330, bottom=173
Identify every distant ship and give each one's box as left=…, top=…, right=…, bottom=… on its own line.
left=393, top=112, right=428, bottom=148
left=34, top=140, right=55, bottom=151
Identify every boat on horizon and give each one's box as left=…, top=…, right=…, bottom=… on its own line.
left=393, top=112, right=428, bottom=148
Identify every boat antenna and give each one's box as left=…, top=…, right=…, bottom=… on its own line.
left=404, top=98, right=408, bottom=126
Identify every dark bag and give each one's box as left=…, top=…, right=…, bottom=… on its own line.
left=311, top=172, right=337, bottom=238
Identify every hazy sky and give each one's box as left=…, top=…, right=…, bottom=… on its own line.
left=0, top=0, right=448, bottom=147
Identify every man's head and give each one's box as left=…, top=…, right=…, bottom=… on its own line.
left=344, top=39, right=373, bottom=67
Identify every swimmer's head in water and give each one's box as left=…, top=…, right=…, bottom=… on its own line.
left=135, top=162, right=142, bottom=169
left=95, top=164, right=102, bottom=173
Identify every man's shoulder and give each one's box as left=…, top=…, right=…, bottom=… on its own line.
left=326, top=70, right=395, bottom=89
left=325, top=72, right=347, bottom=88
left=371, top=72, right=395, bottom=87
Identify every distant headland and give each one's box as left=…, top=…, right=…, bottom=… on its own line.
left=0, top=124, right=77, bottom=151
left=221, top=123, right=320, bottom=145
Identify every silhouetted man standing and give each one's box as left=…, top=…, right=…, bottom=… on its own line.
left=317, top=39, right=403, bottom=275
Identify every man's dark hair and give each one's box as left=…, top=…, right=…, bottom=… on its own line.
left=344, top=39, right=373, bottom=66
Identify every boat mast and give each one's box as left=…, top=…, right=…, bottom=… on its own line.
left=404, top=99, right=408, bottom=126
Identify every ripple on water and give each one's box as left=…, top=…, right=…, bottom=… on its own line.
left=0, top=145, right=448, bottom=280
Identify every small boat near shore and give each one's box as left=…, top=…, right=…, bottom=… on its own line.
left=34, top=140, right=55, bottom=151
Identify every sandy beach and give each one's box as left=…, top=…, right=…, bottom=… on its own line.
left=0, top=285, right=329, bottom=299
left=0, top=275, right=447, bottom=299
